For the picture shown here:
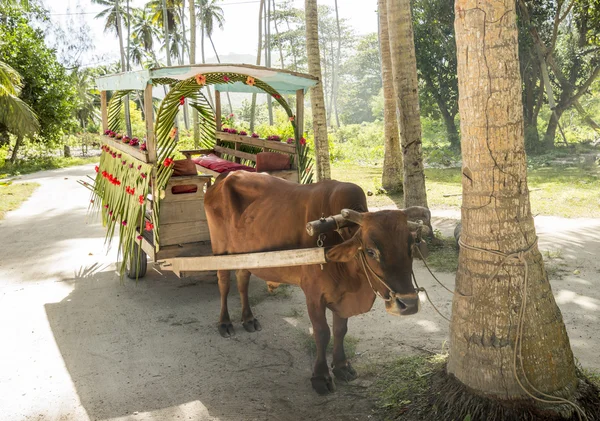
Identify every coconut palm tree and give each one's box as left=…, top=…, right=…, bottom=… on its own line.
left=443, top=1, right=592, bottom=418
left=92, top=0, right=133, bottom=136
left=0, top=61, right=39, bottom=161
left=305, top=0, right=331, bottom=181
left=386, top=0, right=427, bottom=207
left=196, top=0, right=224, bottom=64
left=197, top=0, right=232, bottom=113
left=131, top=6, right=161, bottom=62
left=377, top=0, right=402, bottom=192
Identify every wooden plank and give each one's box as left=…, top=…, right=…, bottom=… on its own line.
left=180, top=149, right=214, bottom=158
left=214, top=145, right=257, bottom=162
left=215, top=90, right=222, bottom=132
left=136, top=229, right=156, bottom=261
left=103, top=137, right=149, bottom=163
left=268, top=170, right=299, bottom=182
left=155, top=241, right=213, bottom=260
left=159, top=220, right=211, bottom=246
left=144, top=83, right=156, bottom=163
left=164, top=247, right=327, bottom=275
left=196, top=166, right=221, bottom=178
left=217, top=132, right=296, bottom=154
left=100, top=91, right=108, bottom=132
left=160, top=201, right=207, bottom=224
left=296, top=89, right=304, bottom=140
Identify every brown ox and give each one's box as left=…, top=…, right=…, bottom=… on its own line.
left=204, top=171, right=420, bottom=395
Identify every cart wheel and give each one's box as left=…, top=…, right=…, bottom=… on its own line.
left=126, top=242, right=147, bottom=279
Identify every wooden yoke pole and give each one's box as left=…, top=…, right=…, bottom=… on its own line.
left=100, top=91, right=108, bottom=132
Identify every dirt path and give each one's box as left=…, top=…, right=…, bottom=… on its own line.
left=0, top=165, right=598, bottom=421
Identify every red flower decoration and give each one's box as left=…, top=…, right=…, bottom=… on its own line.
left=179, top=96, right=185, bottom=106
left=122, top=220, right=127, bottom=226
left=137, top=235, right=143, bottom=241
left=164, top=157, right=174, bottom=167
left=140, top=143, right=147, bottom=151
left=145, top=221, right=154, bottom=231
left=141, top=173, right=147, bottom=179
left=300, top=137, right=306, bottom=146
left=273, top=94, right=281, bottom=100
left=95, top=165, right=99, bottom=173
left=138, top=195, right=145, bottom=205
left=223, top=75, right=230, bottom=82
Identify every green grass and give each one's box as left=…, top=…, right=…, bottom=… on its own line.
left=425, top=235, right=459, bottom=273
left=331, top=162, right=600, bottom=218
left=0, top=182, right=39, bottom=220
left=373, top=353, right=448, bottom=419
left=0, top=156, right=99, bottom=179
left=371, top=354, right=600, bottom=421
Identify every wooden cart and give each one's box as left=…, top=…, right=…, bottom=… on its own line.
left=93, top=64, right=325, bottom=279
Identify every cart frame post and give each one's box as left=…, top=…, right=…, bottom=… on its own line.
left=100, top=91, right=108, bottom=133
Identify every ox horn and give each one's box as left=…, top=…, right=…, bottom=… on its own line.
left=407, top=220, right=431, bottom=237
left=341, top=209, right=363, bottom=225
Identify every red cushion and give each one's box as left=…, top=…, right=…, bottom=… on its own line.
left=172, top=159, right=198, bottom=176
left=171, top=159, right=199, bottom=194
left=256, top=152, right=291, bottom=172
left=193, top=153, right=256, bottom=173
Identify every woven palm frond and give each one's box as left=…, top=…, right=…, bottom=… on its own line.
left=87, top=146, right=153, bottom=278
left=107, top=90, right=133, bottom=132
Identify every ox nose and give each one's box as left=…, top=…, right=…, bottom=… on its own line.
left=385, top=293, right=420, bottom=316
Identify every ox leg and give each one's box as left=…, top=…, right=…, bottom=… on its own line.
left=236, top=269, right=262, bottom=332
left=306, top=297, right=336, bottom=395
left=331, top=313, right=358, bottom=382
left=217, top=270, right=235, bottom=338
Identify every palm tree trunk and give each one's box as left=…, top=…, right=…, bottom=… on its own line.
left=9, top=134, right=23, bottom=164
left=447, top=0, right=579, bottom=413
left=250, top=0, right=265, bottom=132
left=386, top=0, right=427, bottom=207
left=189, top=0, right=199, bottom=148
left=162, top=0, right=171, bottom=66
left=378, top=0, right=402, bottom=191
left=265, top=0, right=273, bottom=125
left=332, top=0, right=341, bottom=128
left=271, top=0, right=285, bottom=68
left=116, top=0, right=132, bottom=137
left=305, top=0, right=331, bottom=181
left=207, top=33, right=233, bottom=115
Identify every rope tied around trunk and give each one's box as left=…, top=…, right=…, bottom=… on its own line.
left=458, top=237, right=586, bottom=421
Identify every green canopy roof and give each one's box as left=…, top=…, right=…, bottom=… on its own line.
left=95, top=64, right=319, bottom=94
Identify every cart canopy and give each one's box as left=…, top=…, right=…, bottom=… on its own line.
left=95, top=64, right=319, bottom=94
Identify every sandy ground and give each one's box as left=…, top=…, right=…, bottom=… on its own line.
left=0, top=165, right=599, bottom=421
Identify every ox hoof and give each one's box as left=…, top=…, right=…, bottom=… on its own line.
left=332, top=363, right=358, bottom=382
left=218, top=322, right=235, bottom=338
left=311, top=375, right=336, bottom=395
left=242, top=318, right=262, bottom=333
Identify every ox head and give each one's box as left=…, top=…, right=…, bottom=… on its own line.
left=325, top=209, right=420, bottom=316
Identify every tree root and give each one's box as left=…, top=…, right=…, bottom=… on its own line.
left=401, top=364, right=600, bottom=421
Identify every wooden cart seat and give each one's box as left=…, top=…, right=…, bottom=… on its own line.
left=192, top=153, right=256, bottom=174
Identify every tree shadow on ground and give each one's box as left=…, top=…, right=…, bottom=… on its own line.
left=45, top=264, right=379, bottom=421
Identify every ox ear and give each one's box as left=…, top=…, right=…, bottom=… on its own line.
left=326, top=235, right=362, bottom=262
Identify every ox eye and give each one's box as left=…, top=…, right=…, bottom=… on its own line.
left=366, top=248, right=378, bottom=259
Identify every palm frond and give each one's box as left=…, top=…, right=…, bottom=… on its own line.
left=0, top=94, right=40, bottom=136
